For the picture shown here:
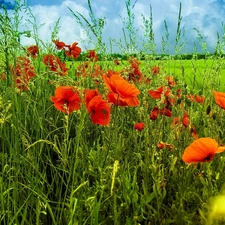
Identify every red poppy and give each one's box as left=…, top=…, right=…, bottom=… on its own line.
left=87, top=95, right=110, bottom=126
left=84, top=89, right=101, bottom=107
left=128, top=66, right=142, bottom=82
left=148, top=86, right=171, bottom=99
left=76, top=62, right=89, bottom=77
left=87, top=50, right=98, bottom=62
left=213, top=90, right=225, bottom=109
left=182, top=111, right=189, bottom=127
left=128, top=57, right=141, bottom=67
left=102, top=74, right=140, bottom=107
left=160, top=107, right=172, bottom=117
left=150, top=106, right=159, bottom=120
left=157, top=141, right=174, bottom=151
left=11, top=56, right=36, bottom=91
left=171, top=117, right=180, bottom=127
left=15, top=77, right=29, bottom=91
left=191, top=125, right=198, bottom=139
left=151, top=66, right=160, bottom=75
left=50, top=86, right=81, bottom=114
left=65, top=42, right=81, bottom=59
left=52, top=39, right=66, bottom=50
left=113, top=59, right=120, bottom=65
left=166, top=76, right=177, bottom=87
left=195, top=95, right=205, bottom=104
left=182, top=138, right=225, bottom=163
left=134, top=122, right=145, bottom=131
left=177, top=88, right=182, bottom=98
left=11, top=56, right=35, bottom=78
left=186, top=94, right=205, bottom=104
left=27, top=45, right=39, bottom=58
left=43, top=54, right=68, bottom=76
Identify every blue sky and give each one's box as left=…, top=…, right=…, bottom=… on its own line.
left=2, top=0, right=225, bottom=53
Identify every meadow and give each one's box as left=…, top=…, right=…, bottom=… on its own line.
left=1, top=1, right=225, bottom=225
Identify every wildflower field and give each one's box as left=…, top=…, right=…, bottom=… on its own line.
left=1, top=1, right=225, bottom=225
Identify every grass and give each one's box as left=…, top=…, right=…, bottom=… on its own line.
left=1, top=1, right=225, bottom=225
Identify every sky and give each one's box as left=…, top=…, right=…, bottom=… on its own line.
left=1, top=0, right=225, bottom=53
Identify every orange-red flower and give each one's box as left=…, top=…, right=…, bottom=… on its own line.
left=134, top=122, right=145, bottom=131
left=102, top=74, right=140, bottom=107
left=65, top=42, right=81, bottom=59
left=27, top=45, right=39, bottom=58
left=11, top=56, right=35, bottom=78
left=151, top=66, right=160, bottom=75
left=157, top=141, right=174, bottom=151
left=213, top=90, right=225, bottom=109
left=182, top=138, right=225, bottom=163
left=87, top=50, right=98, bottom=62
left=84, top=89, right=101, bottom=107
left=52, top=39, right=66, bottom=50
left=11, top=56, right=36, bottom=91
left=87, top=95, right=110, bottom=126
left=113, top=59, right=120, bottom=65
left=160, top=107, right=172, bottom=117
left=50, top=86, right=81, bottom=114
left=166, top=76, right=177, bottom=87
left=191, top=125, right=198, bottom=139
left=148, top=86, right=171, bottom=99
left=150, top=106, right=159, bottom=120
left=182, top=111, right=189, bottom=127
left=43, top=54, right=68, bottom=76
left=186, top=94, right=205, bottom=104
left=171, top=117, right=180, bottom=127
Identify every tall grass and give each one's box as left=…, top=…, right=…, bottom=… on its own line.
left=1, top=1, right=225, bottom=225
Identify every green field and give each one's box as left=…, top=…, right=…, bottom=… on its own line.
left=2, top=1, right=225, bottom=225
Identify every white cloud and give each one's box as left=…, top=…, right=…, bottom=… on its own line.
left=13, top=0, right=225, bottom=53
left=19, top=0, right=89, bottom=48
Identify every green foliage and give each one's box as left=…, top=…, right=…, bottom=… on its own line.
left=1, top=1, right=225, bottom=225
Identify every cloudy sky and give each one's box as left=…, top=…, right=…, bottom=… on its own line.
left=1, top=0, right=225, bottom=53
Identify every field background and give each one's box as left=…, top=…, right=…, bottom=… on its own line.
left=1, top=1, right=225, bottom=225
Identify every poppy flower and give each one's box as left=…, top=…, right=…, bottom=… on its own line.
left=87, top=96, right=110, bottom=126
left=52, top=39, right=66, bottom=50
left=43, top=54, right=68, bottom=76
left=102, top=74, right=140, bottom=107
left=134, top=122, right=145, bottom=131
left=195, top=95, right=205, bottom=104
left=166, top=76, right=177, bottom=87
left=84, top=89, right=101, bottom=107
left=171, top=117, right=180, bottom=127
left=150, top=106, right=159, bottom=120
left=50, top=86, right=81, bottom=114
left=128, top=57, right=141, bottom=67
left=182, top=111, right=189, bottom=127
left=182, top=138, right=225, bottom=163
left=11, top=56, right=36, bottom=78
left=151, top=66, right=160, bottom=75
left=113, top=59, right=120, bottom=65
left=128, top=67, right=142, bottom=82
left=148, top=86, right=171, bottom=99
left=11, top=56, right=36, bottom=91
left=157, top=141, right=174, bottom=151
left=186, top=94, right=205, bottom=104
left=27, top=45, right=38, bottom=58
left=191, top=125, right=198, bottom=139
left=65, top=42, right=81, bottom=59
left=213, top=90, right=225, bottom=109
left=87, top=50, right=98, bottom=62
left=160, top=107, right=172, bottom=117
